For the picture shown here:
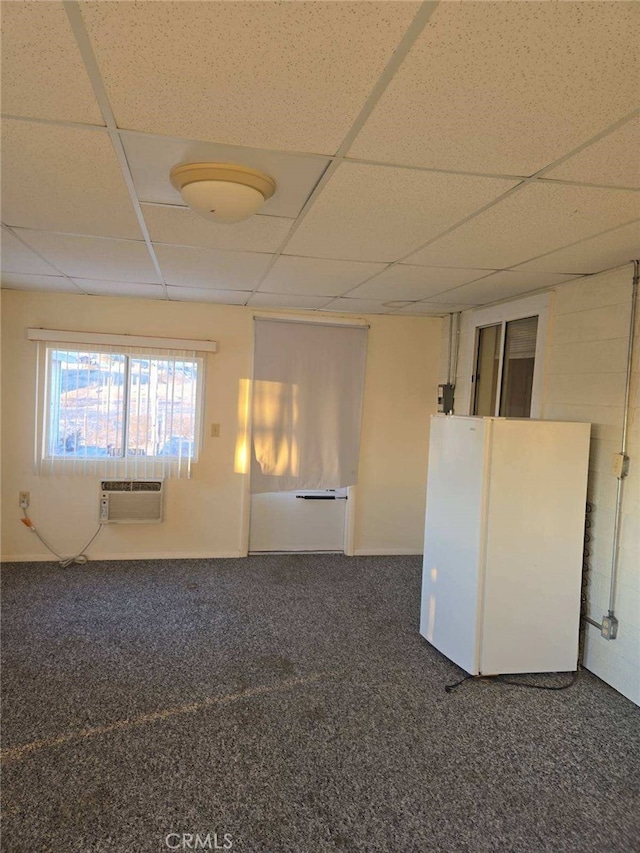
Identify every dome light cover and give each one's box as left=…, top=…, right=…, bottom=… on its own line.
left=170, top=163, right=276, bottom=224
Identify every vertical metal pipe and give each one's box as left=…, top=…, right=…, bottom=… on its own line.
left=451, top=312, right=461, bottom=386
left=619, top=260, right=639, bottom=455
left=447, top=313, right=454, bottom=385
left=608, top=260, right=639, bottom=617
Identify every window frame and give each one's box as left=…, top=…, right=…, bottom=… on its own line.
left=462, top=293, right=550, bottom=419
left=471, top=322, right=502, bottom=417
left=497, top=314, right=539, bottom=418
left=39, top=345, right=205, bottom=466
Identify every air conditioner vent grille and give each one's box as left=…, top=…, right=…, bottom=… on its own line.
left=101, top=480, right=162, bottom=492
left=99, top=480, right=164, bottom=523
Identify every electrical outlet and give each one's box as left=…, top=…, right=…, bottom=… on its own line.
left=210, top=423, right=221, bottom=438
left=19, top=491, right=30, bottom=509
left=601, top=615, right=618, bottom=640
left=611, top=453, right=629, bottom=479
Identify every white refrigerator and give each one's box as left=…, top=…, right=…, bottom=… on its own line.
left=420, top=415, right=591, bottom=676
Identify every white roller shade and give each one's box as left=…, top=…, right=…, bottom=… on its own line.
left=504, top=316, right=538, bottom=359
left=251, top=319, right=368, bottom=494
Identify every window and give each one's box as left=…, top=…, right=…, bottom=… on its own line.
left=472, top=316, right=539, bottom=418
left=472, top=324, right=501, bottom=417
left=499, top=316, right=538, bottom=418
left=40, top=346, right=203, bottom=476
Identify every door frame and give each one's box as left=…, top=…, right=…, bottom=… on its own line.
left=239, top=312, right=365, bottom=557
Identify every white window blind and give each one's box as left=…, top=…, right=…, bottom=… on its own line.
left=250, top=319, right=368, bottom=494
left=35, top=342, right=204, bottom=479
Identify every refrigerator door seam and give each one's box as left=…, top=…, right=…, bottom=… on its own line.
left=475, top=418, right=493, bottom=675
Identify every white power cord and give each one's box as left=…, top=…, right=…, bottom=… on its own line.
left=21, top=509, right=104, bottom=568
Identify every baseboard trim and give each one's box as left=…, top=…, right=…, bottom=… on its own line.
left=3, top=549, right=423, bottom=563
left=353, top=548, right=423, bottom=556
left=1, top=551, right=244, bottom=563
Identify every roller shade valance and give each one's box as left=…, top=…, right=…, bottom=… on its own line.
left=27, top=328, right=218, bottom=353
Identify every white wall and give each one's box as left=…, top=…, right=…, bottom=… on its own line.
left=450, top=266, right=639, bottom=705
left=355, top=315, right=441, bottom=554
left=544, top=268, right=639, bottom=706
left=0, top=290, right=441, bottom=562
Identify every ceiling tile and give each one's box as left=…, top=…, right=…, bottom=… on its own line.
left=248, top=293, right=331, bottom=310
left=514, top=221, right=640, bottom=275
left=432, top=270, right=581, bottom=307
left=1, top=119, right=142, bottom=239
left=321, top=298, right=392, bottom=315
left=1, top=1, right=103, bottom=125
left=154, top=244, right=272, bottom=290
left=75, top=280, right=166, bottom=299
left=166, top=287, right=250, bottom=305
left=544, top=117, right=640, bottom=189
left=14, top=231, right=159, bottom=283
left=347, top=264, right=492, bottom=301
left=122, top=133, right=330, bottom=218
left=0, top=273, right=79, bottom=294
left=0, top=229, right=58, bottom=276
left=141, top=205, right=292, bottom=254
left=349, top=2, right=639, bottom=174
left=81, top=1, right=420, bottom=153
left=260, top=255, right=386, bottom=297
left=285, top=162, right=517, bottom=262
left=398, top=302, right=470, bottom=315
left=406, top=183, right=640, bottom=270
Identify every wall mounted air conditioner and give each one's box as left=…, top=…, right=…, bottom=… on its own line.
left=99, top=480, right=164, bottom=523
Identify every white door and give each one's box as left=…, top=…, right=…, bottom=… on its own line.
left=248, top=319, right=367, bottom=554
left=479, top=419, right=589, bottom=675
left=249, top=489, right=348, bottom=552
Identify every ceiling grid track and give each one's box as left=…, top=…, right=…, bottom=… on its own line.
left=335, top=107, right=640, bottom=304
left=2, top=2, right=638, bottom=313
left=1, top=224, right=88, bottom=295
left=383, top=215, right=640, bottom=314
left=62, top=0, right=170, bottom=300
left=498, top=217, right=640, bottom=277
left=3, top=110, right=637, bottom=194
left=245, top=1, right=442, bottom=307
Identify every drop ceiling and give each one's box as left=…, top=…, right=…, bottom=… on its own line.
left=1, top=1, right=639, bottom=316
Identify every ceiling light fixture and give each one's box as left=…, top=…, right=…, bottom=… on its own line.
left=383, top=300, right=414, bottom=308
left=170, top=163, right=276, bottom=224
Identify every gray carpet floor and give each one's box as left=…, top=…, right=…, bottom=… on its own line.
left=1, top=554, right=639, bottom=853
